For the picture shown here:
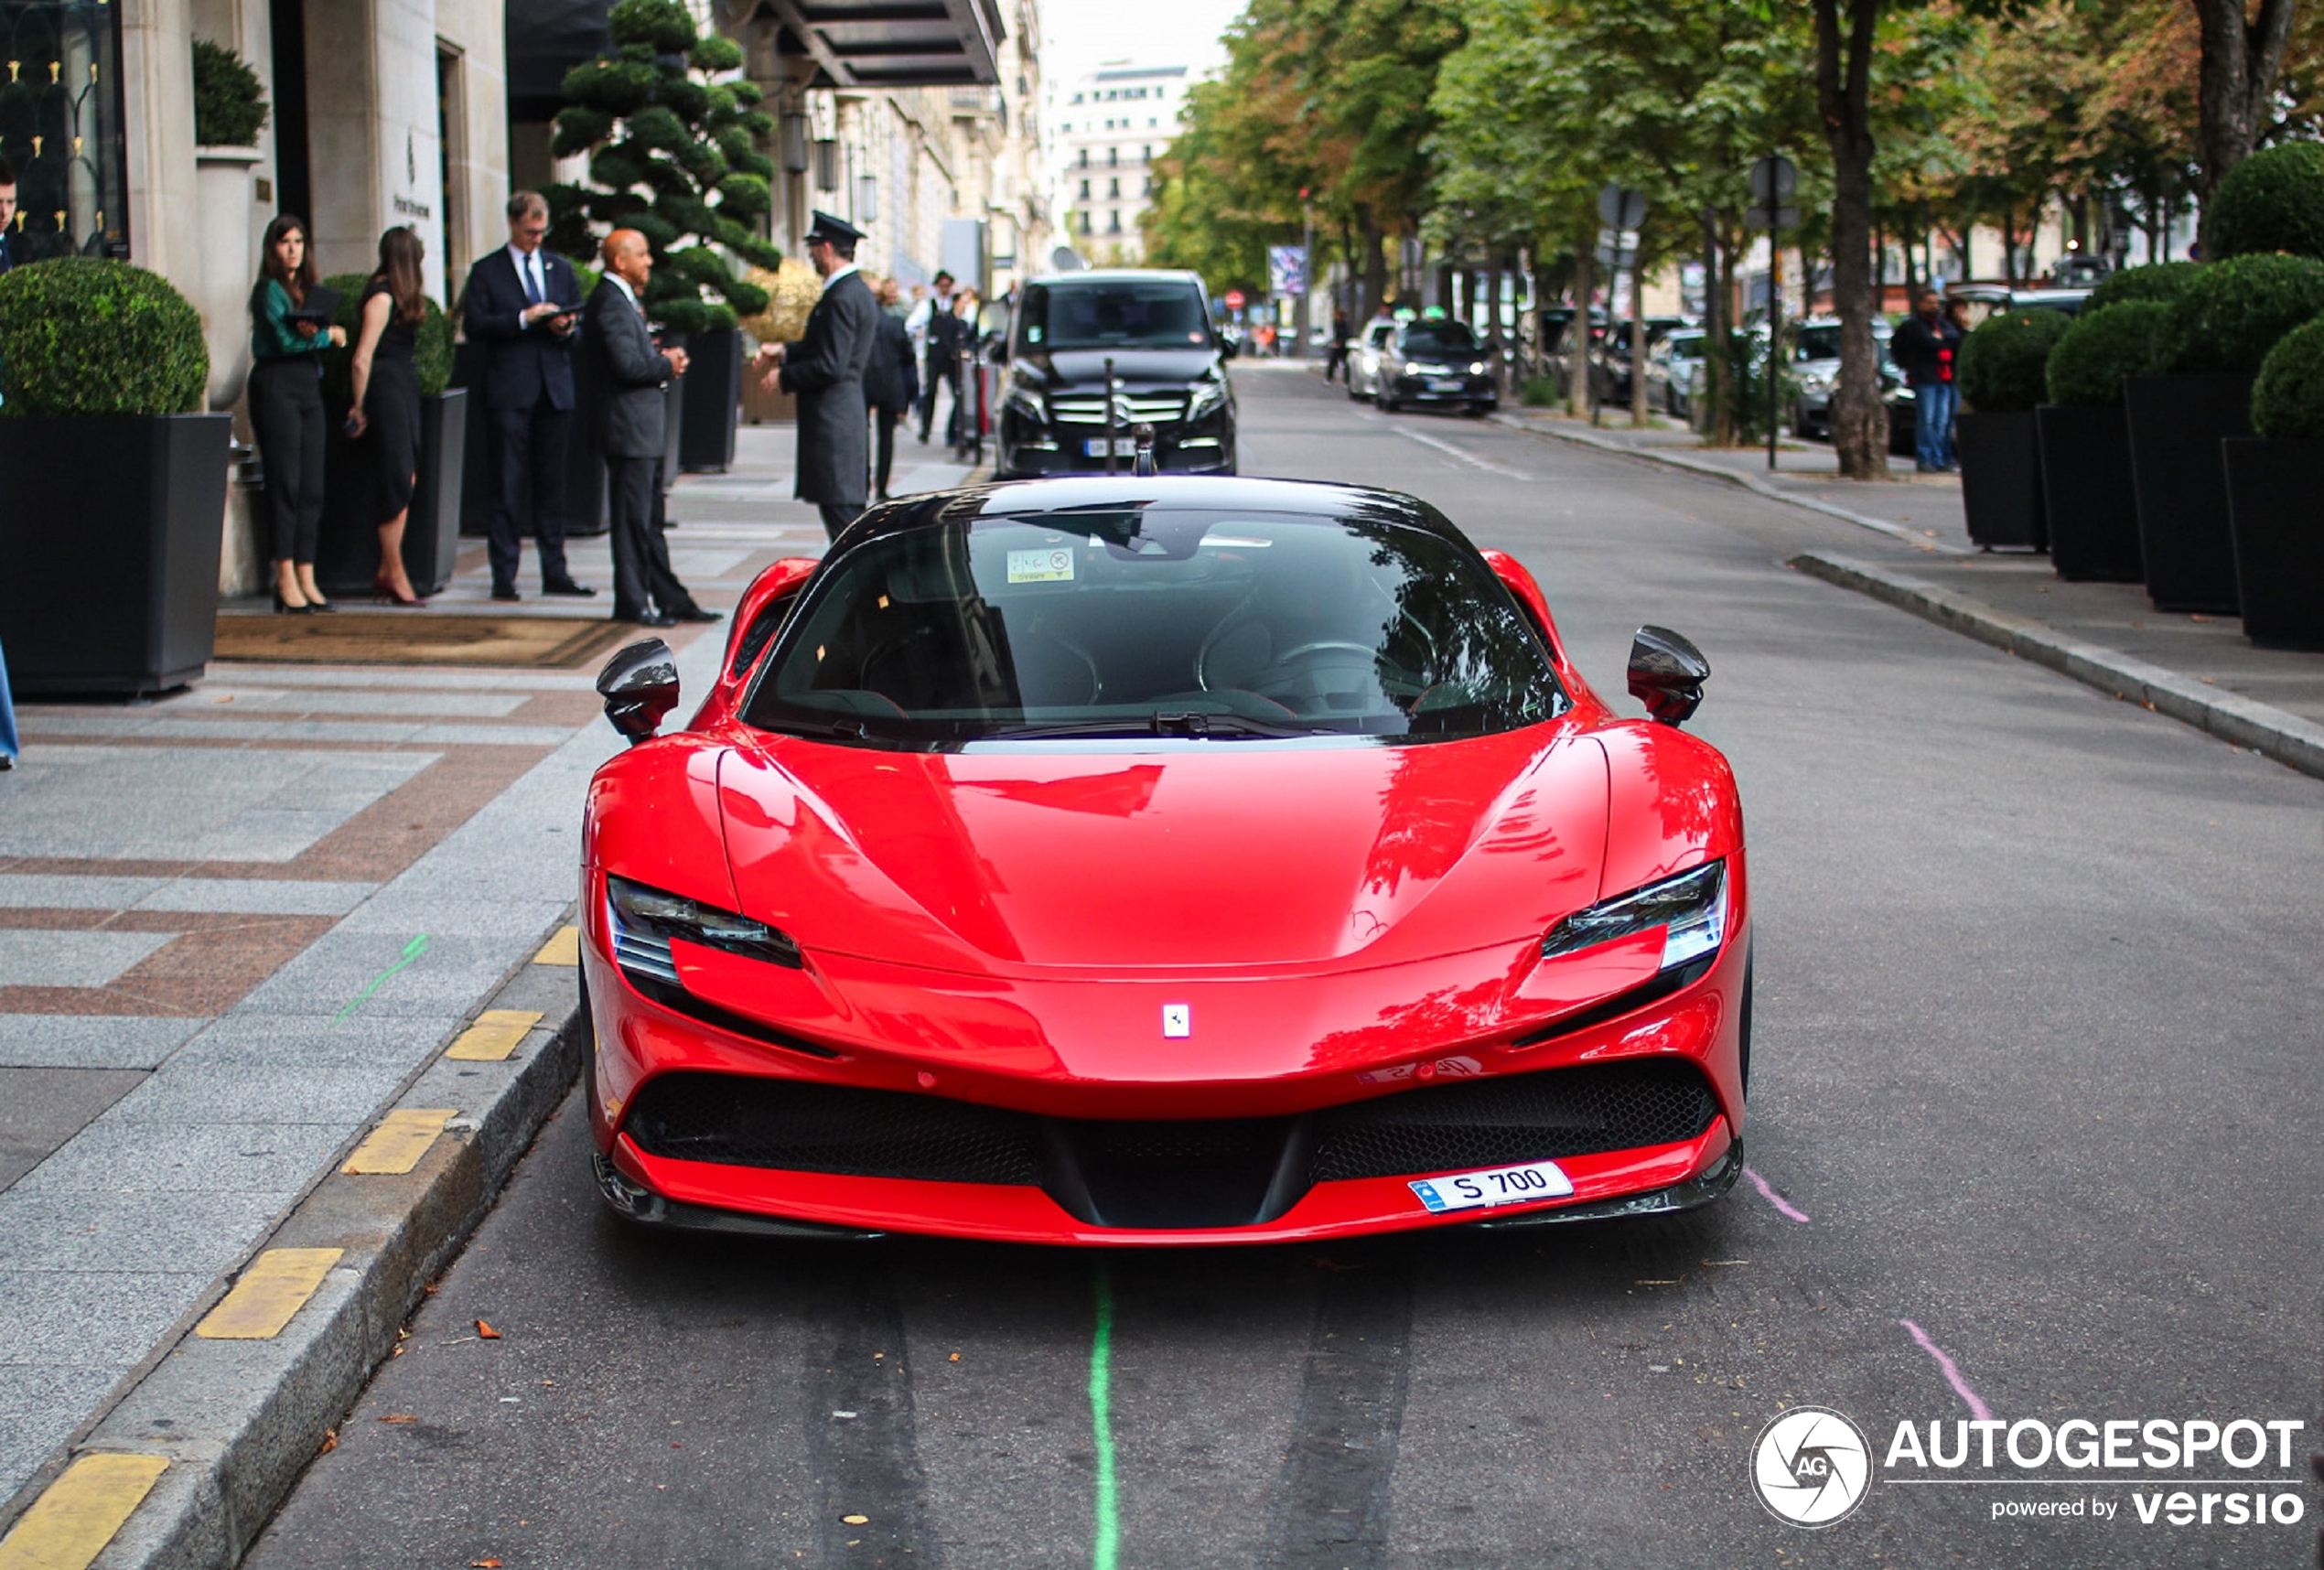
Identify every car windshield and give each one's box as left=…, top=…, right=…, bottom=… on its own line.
left=1018, top=280, right=1213, bottom=350
left=743, top=504, right=1565, bottom=747
left=1794, top=325, right=1896, bottom=362
left=1398, top=323, right=1480, bottom=357
left=1664, top=332, right=1705, bottom=358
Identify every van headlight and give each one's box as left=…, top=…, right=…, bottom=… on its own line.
left=1187, top=380, right=1228, bottom=419
left=1004, top=381, right=1047, bottom=421
left=1541, top=861, right=1727, bottom=970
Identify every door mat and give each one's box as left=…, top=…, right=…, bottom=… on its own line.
left=212, top=613, right=641, bottom=669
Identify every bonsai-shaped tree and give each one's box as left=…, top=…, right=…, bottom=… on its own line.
left=191, top=40, right=269, bottom=146
left=545, top=0, right=779, bottom=334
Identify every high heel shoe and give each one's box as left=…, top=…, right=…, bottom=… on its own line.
left=373, top=575, right=425, bottom=608
left=273, top=590, right=315, bottom=615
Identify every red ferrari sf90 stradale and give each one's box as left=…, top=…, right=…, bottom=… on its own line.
left=579, top=475, right=1748, bottom=1244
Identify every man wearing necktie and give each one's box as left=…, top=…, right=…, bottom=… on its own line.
left=461, top=191, right=592, bottom=601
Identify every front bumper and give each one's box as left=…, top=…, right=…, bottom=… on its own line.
left=1390, top=371, right=1496, bottom=406
left=995, top=407, right=1235, bottom=479
left=581, top=887, right=1749, bottom=1244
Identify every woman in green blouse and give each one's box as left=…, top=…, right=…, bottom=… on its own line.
left=247, top=214, right=346, bottom=612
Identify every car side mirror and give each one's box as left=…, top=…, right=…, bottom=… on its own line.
left=598, top=639, right=680, bottom=746
left=1627, top=626, right=1709, bottom=727
left=1218, top=335, right=1240, bottom=360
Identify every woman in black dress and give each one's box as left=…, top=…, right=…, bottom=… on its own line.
left=345, top=226, right=427, bottom=604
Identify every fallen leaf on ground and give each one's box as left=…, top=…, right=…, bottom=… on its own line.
left=842, top=1514, right=869, bottom=1525
left=380, top=1414, right=417, bottom=1425
left=318, top=1429, right=338, bottom=1454
left=949, top=1352, right=961, bottom=1361
left=477, top=1319, right=501, bottom=1339
left=470, top=1559, right=503, bottom=1567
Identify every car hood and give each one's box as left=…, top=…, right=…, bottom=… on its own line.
left=715, top=728, right=1609, bottom=975
left=1023, top=348, right=1222, bottom=389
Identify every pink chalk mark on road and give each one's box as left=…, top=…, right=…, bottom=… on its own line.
left=1899, top=1318, right=1994, bottom=1423
left=1742, top=1167, right=1810, bottom=1223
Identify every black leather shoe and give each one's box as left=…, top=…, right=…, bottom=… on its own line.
left=491, top=586, right=522, bottom=602
left=543, top=577, right=597, bottom=597
left=674, top=605, right=723, bottom=623
left=618, top=609, right=678, bottom=628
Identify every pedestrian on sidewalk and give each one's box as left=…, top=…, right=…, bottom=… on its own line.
left=754, top=211, right=877, bottom=540
left=246, top=213, right=346, bottom=615
left=1891, top=289, right=1964, bottom=473
left=864, top=276, right=919, bottom=502
left=948, top=288, right=984, bottom=460
left=1325, top=307, right=1351, bottom=382
left=586, top=230, right=717, bottom=629
left=911, top=270, right=958, bottom=443
left=461, top=191, right=595, bottom=603
left=342, top=227, right=429, bottom=606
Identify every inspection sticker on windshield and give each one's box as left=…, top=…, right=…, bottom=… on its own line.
left=1409, top=1159, right=1575, bottom=1214
left=1007, top=548, right=1076, bottom=584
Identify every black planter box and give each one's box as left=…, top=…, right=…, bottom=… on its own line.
left=2223, top=437, right=2324, bottom=649
left=1956, top=411, right=2046, bottom=550
left=656, top=368, right=685, bottom=528
left=2036, top=404, right=2144, bottom=582
left=2125, top=373, right=2252, bottom=614
left=0, top=413, right=230, bottom=696
left=679, top=327, right=740, bottom=472
left=454, top=339, right=608, bottom=540
left=317, top=388, right=469, bottom=597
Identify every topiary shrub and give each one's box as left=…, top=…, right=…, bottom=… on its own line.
left=0, top=258, right=207, bottom=415
left=2086, top=262, right=2202, bottom=313
left=317, top=272, right=456, bottom=401
left=2045, top=301, right=2176, bottom=407
left=192, top=39, right=268, bottom=145
left=2168, top=252, right=2324, bottom=373
left=2251, top=315, right=2324, bottom=438
left=1958, top=308, right=2071, bottom=413
left=2207, top=142, right=2324, bottom=263
left=545, top=0, right=779, bottom=334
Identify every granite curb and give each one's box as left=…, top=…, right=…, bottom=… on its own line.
left=1487, top=411, right=1969, bottom=555
left=67, top=925, right=586, bottom=1570
left=1790, top=551, right=2324, bottom=781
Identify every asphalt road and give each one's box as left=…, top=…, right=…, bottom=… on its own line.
left=245, top=368, right=2324, bottom=1570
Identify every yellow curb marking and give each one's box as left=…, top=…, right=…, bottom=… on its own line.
left=341, top=1110, right=458, bottom=1176
left=0, top=1452, right=169, bottom=1570
left=195, top=1248, right=345, bottom=1340
left=533, top=926, right=580, bottom=966
left=445, top=1009, right=544, bottom=1062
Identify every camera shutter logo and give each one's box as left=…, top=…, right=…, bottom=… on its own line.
left=1751, top=1406, right=1871, bottom=1527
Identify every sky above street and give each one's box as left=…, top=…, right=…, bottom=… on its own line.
left=1037, top=0, right=1243, bottom=92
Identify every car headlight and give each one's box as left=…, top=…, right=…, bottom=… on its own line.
left=1187, top=379, right=1228, bottom=419
left=1004, top=381, right=1047, bottom=422
left=606, top=874, right=802, bottom=985
left=1468, top=360, right=1488, bottom=375
left=1799, top=371, right=1833, bottom=396
left=1541, top=860, right=1727, bottom=969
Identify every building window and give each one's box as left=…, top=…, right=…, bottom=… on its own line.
left=1078, top=210, right=1092, bottom=235
left=0, top=0, right=128, bottom=259
left=1107, top=146, right=1118, bottom=167
left=1141, top=145, right=1151, bottom=161
left=1142, top=177, right=1153, bottom=196
left=1108, top=210, right=1121, bottom=233
left=1106, top=177, right=1118, bottom=198
left=1078, top=177, right=1091, bottom=200
left=1077, top=148, right=1088, bottom=167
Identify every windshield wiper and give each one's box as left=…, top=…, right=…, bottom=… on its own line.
left=995, top=710, right=1336, bottom=740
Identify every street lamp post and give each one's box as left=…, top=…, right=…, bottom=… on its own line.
left=1746, top=155, right=1800, bottom=472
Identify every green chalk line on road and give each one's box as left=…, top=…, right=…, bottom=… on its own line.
left=334, top=934, right=430, bottom=1023
left=1090, top=1260, right=1119, bottom=1570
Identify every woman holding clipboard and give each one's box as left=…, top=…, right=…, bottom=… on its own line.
left=343, top=228, right=428, bottom=605
left=246, top=214, right=346, bottom=612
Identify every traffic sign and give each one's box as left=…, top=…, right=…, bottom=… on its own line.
left=1597, top=183, right=1647, bottom=232
left=1743, top=205, right=1801, bottom=231
left=1223, top=288, right=1245, bottom=311
left=1748, top=156, right=1798, bottom=207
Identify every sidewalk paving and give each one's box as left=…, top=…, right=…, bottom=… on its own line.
left=0, top=427, right=968, bottom=1520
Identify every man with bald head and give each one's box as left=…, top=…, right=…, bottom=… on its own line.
left=584, top=230, right=715, bottom=627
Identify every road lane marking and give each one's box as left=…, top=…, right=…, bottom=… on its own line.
left=1089, top=1262, right=1119, bottom=1570
left=342, top=1109, right=458, bottom=1175
left=1899, top=1318, right=1994, bottom=1421
left=1743, top=1167, right=1811, bottom=1222
left=445, top=1009, right=544, bottom=1062
left=1388, top=425, right=1534, bottom=480
left=533, top=926, right=580, bottom=966
left=196, top=1247, right=345, bottom=1339
left=0, top=1453, right=170, bottom=1570
left=334, top=934, right=429, bottom=1022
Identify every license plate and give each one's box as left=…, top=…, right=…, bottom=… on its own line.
left=1408, top=1159, right=1575, bottom=1214
left=1083, top=437, right=1139, bottom=457
left=1427, top=378, right=1465, bottom=392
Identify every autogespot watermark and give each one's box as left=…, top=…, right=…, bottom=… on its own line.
left=1751, top=1411, right=2312, bottom=1531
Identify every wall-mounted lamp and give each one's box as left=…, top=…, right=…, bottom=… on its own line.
left=780, top=113, right=809, bottom=174
left=855, top=173, right=877, bottom=225
left=813, top=138, right=839, bottom=193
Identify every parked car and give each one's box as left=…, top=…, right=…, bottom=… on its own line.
left=1346, top=318, right=1399, bottom=401
left=1374, top=318, right=1499, bottom=416
left=1593, top=316, right=1693, bottom=407
left=582, top=474, right=1750, bottom=1242
left=994, top=269, right=1239, bottom=479
left=1647, top=328, right=1707, bottom=419
left=1946, top=284, right=2093, bottom=329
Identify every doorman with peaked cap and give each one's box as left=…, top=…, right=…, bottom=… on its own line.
left=756, top=210, right=878, bottom=539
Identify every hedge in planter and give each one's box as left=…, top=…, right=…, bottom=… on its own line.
left=2223, top=317, right=2324, bottom=646
left=2036, top=301, right=2172, bottom=581
left=0, top=260, right=229, bottom=694
left=2167, top=253, right=2324, bottom=374
left=191, top=39, right=269, bottom=145
left=2206, top=142, right=2324, bottom=263
left=2086, top=262, right=2202, bottom=314
left=1954, top=309, right=2068, bottom=550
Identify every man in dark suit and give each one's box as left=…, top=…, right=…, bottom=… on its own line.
left=462, top=190, right=593, bottom=601
left=753, top=211, right=877, bottom=540
left=586, top=230, right=718, bottom=629
left=0, top=157, right=18, bottom=274
left=864, top=276, right=919, bottom=502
